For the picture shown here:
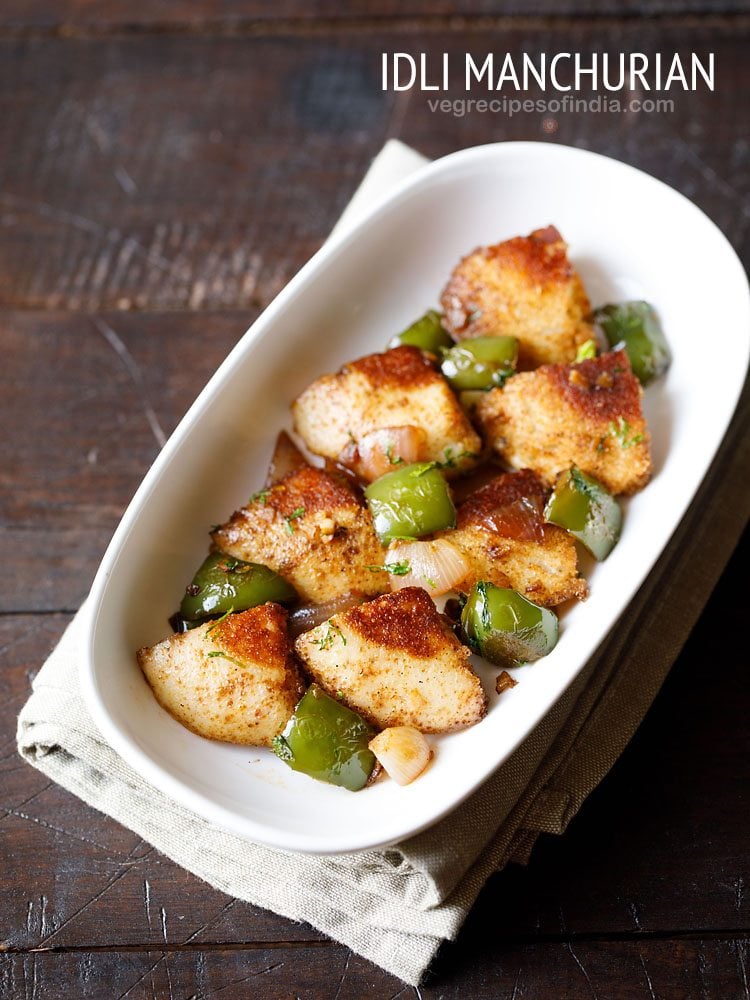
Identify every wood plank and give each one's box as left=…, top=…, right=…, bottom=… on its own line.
left=463, top=530, right=750, bottom=941
left=1, top=1, right=747, bottom=34
left=0, top=311, right=248, bottom=611
left=1, top=936, right=749, bottom=998
left=1, top=534, right=747, bottom=954
left=427, top=937, right=750, bottom=998
left=0, top=23, right=746, bottom=312
left=0, top=34, right=384, bottom=312
left=0, top=615, right=326, bottom=950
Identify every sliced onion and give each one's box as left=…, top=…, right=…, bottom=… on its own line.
left=322, top=457, right=362, bottom=492
left=265, top=431, right=309, bottom=487
left=450, top=461, right=504, bottom=503
left=369, top=727, right=432, bottom=786
left=339, top=426, right=426, bottom=482
left=385, top=539, right=470, bottom=597
left=478, top=496, right=546, bottom=542
left=288, top=592, right=366, bottom=637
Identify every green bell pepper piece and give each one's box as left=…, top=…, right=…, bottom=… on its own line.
left=364, top=462, right=456, bottom=544
left=544, top=466, right=622, bottom=561
left=179, top=551, right=296, bottom=621
left=440, top=336, right=518, bottom=390
left=593, top=301, right=671, bottom=385
left=272, top=685, right=376, bottom=791
left=388, top=310, right=454, bottom=353
left=461, top=582, right=558, bottom=668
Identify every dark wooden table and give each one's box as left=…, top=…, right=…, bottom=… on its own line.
left=2, top=3, right=749, bottom=997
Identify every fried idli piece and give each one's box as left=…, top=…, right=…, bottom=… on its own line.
left=295, top=588, right=487, bottom=733
left=292, top=345, right=481, bottom=479
left=212, top=466, right=389, bottom=604
left=441, top=225, right=593, bottom=368
left=475, top=350, right=652, bottom=496
left=137, top=604, right=303, bottom=746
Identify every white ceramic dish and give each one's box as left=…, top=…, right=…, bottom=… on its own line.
left=83, top=142, right=750, bottom=854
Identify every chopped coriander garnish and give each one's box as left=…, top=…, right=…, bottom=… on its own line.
left=249, top=488, right=271, bottom=505
left=367, top=561, right=411, bottom=576
left=436, top=448, right=479, bottom=470
left=206, top=606, right=234, bottom=634
left=217, top=556, right=241, bottom=573
left=423, top=576, right=437, bottom=589
left=284, top=506, right=305, bottom=533
left=385, top=442, right=404, bottom=466
left=206, top=650, right=246, bottom=668
left=387, top=561, right=412, bottom=576
left=575, top=339, right=598, bottom=362
left=609, top=416, right=644, bottom=449
left=312, top=623, right=347, bottom=650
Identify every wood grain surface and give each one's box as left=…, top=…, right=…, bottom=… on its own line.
left=1, top=1, right=748, bottom=34
left=0, top=311, right=248, bottom=611
left=1, top=21, right=747, bottom=313
left=2, top=938, right=750, bottom=999
left=1, top=3, right=748, bottom=997
left=1, top=552, right=748, bottom=994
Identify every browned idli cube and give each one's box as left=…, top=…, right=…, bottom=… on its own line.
left=295, top=588, right=487, bottom=733
left=292, top=345, right=481, bottom=479
left=212, top=466, right=389, bottom=604
left=441, top=225, right=594, bottom=368
left=137, top=604, right=303, bottom=746
left=475, top=349, right=652, bottom=496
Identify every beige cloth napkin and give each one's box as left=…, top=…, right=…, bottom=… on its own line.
left=16, top=141, right=750, bottom=986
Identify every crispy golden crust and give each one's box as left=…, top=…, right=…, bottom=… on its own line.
left=211, top=466, right=388, bottom=604
left=344, top=586, right=458, bottom=658
left=212, top=602, right=290, bottom=665
left=137, top=604, right=304, bottom=746
left=440, top=225, right=593, bottom=368
left=295, top=588, right=487, bottom=733
left=252, top=464, right=355, bottom=519
left=291, top=345, right=481, bottom=477
left=438, top=470, right=588, bottom=606
left=475, top=350, right=652, bottom=496
left=344, top=345, right=437, bottom=388
left=547, top=349, right=645, bottom=422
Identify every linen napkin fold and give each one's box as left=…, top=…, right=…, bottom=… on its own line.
left=16, top=140, right=750, bottom=986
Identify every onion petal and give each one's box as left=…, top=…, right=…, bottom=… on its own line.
left=288, top=592, right=366, bottom=637
left=265, top=430, right=309, bottom=487
left=369, top=727, right=432, bottom=786
left=385, top=539, right=470, bottom=597
left=339, top=426, right=426, bottom=482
